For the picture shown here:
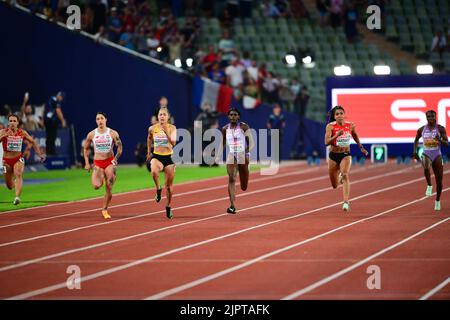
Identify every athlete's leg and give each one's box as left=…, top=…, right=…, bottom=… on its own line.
left=4, top=164, right=14, bottom=190
left=339, top=156, right=352, bottom=208
left=422, top=155, right=433, bottom=196
left=432, top=156, right=444, bottom=203
left=13, top=159, right=25, bottom=200
left=238, top=155, right=249, bottom=191
left=103, top=165, right=117, bottom=213
left=91, top=166, right=105, bottom=190
left=163, top=164, right=175, bottom=219
left=151, top=158, right=164, bottom=202
left=328, top=158, right=340, bottom=189
left=227, top=163, right=238, bottom=210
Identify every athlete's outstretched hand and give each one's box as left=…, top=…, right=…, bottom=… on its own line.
left=39, top=154, right=46, bottom=163
left=146, top=153, right=152, bottom=162
left=360, top=146, right=368, bottom=157
left=412, top=152, right=421, bottom=161
left=85, top=163, right=92, bottom=173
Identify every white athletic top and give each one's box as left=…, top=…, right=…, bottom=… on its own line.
left=93, top=128, right=113, bottom=154
left=226, top=123, right=246, bottom=154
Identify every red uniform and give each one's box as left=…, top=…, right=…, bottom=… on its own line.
left=1, top=129, right=25, bottom=168
left=330, top=122, right=352, bottom=148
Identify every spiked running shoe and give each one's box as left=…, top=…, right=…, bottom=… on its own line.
left=435, top=201, right=441, bottom=211
left=342, top=202, right=350, bottom=212
left=425, top=185, right=432, bottom=197
left=227, top=206, right=237, bottom=214
left=155, top=188, right=162, bottom=202
left=13, top=197, right=20, bottom=206
left=166, top=206, right=173, bottom=219
left=102, top=209, right=111, bottom=219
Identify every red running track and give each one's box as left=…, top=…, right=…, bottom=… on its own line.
left=0, top=161, right=448, bottom=300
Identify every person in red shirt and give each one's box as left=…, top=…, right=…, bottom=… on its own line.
left=0, top=114, right=46, bottom=205
left=324, top=106, right=368, bottom=212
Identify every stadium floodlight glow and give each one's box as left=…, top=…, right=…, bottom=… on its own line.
left=156, top=46, right=162, bottom=53
left=373, top=65, right=391, bottom=75
left=186, top=58, right=193, bottom=68
left=285, top=54, right=296, bottom=66
left=174, top=58, right=182, bottom=68
left=334, top=65, right=351, bottom=76
left=416, top=64, right=433, bottom=74
left=302, top=55, right=312, bottom=64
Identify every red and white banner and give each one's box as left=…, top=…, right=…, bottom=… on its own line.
left=332, top=87, right=450, bottom=143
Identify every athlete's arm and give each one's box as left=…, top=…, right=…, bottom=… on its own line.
left=350, top=123, right=368, bottom=156
left=164, top=125, right=177, bottom=146
left=413, top=127, right=424, bottom=160
left=241, top=123, right=255, bottom=154
left=324, top=124, right=341, bottom=145
left=112, top=130, right=123, bottom=164
left=84, top=131, right=94, bottom=171
left=438, top=125, right=449, bottom=147
left=147, top=126, right=153, bottom=161
left=22, top=130, right=46, bottom=162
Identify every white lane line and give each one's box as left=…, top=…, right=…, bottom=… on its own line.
left=6, top=175, right=431, bottom=300
left=0, top=165, right=409, bottom=270
left=0, top=163, right=308, bottom=215
left=419, top=277, right=450, bottom=300
left=0, top=166, right=323, bottom=227
left=282, top=217, right=450, bottom=300
left=0, top=164, right=394, bottom=247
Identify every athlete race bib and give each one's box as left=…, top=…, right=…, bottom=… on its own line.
left=6, top=136, right=23, bottom=152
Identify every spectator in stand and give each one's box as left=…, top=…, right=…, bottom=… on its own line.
left=262, top=71, right=280, bottom=104
left=147, top=29, right=160, bottom=58
left=247, top=60, right=259, bottom=82
left=90, top=0, right=107, bottom=34
left=329, top=0, right=344, bottom=29
left=316, top=0, right=329, bottom=26
left=243, top=71, right=259, bottom=98
left=262, top=0, right=281, bottom=18
left=343, top=1, right=358, bottom=43
left=180, top=17, right=198, bottom=59
left=218, top=29, right=237, bottom=64
left=119, top=25, right=135, bottom=50
left=168, top=32, right=183, bottom=63
left=121, top=6, right=137, bottom=33
left=202, top=45, right=218, bottom=73
left=241, top=51, right=252, bottom=68
left=225, top=58, right=245, bottom=89
left=430, top=30, right=448, bottom=57
left=107, top=7, right=122, bottom=43
left=208, top=62, right=227, bottom=84
left=20, top=92, right=42, bottom=132
left=134, top=26, right=149, bottom=54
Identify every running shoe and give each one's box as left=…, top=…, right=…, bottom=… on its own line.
left=13, top=197, right=20, bottom=206
left=342, top=202, right=350, bottom=212
left=102, top=209, right=111, bottom=219
left=227, top=205, right=237, bottom=214
left=425, top=185, right=432, bottom=197
left=166, top=206, right=173, bottom=219
left=155, top=188, right=162, bottom=202
left=434, top=201, right=441, bottom=211
left=0, top=166, right=6, bottom=174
